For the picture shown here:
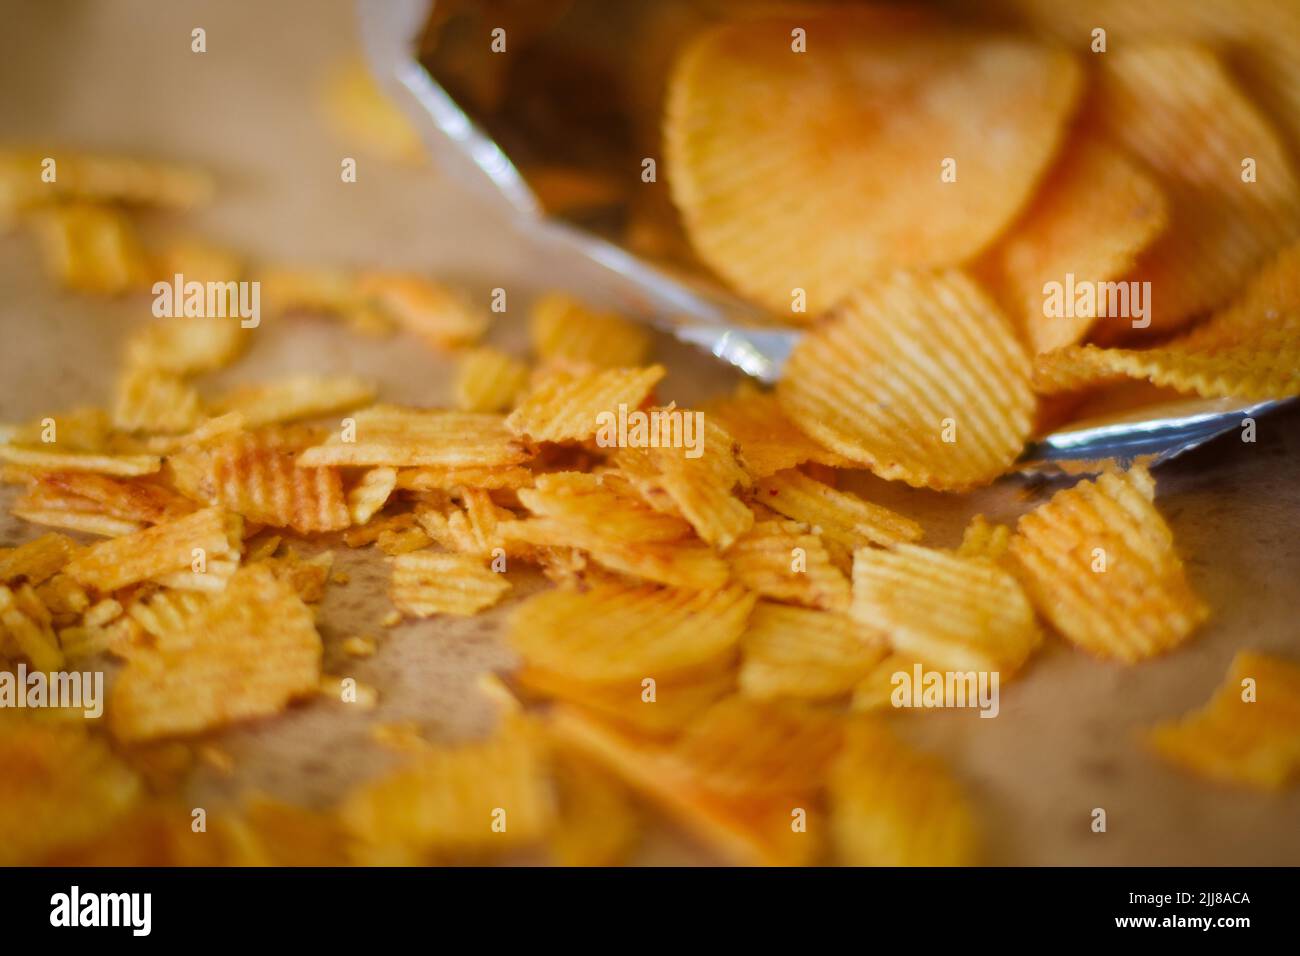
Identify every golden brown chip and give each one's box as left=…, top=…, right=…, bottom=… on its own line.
left=125, top=316, right=247, bottom=375
left=0, top=532, right=76, bottom=585
left=111, top=365, right=202, bottom=434
left=454, top=347, right=530, bottom=413
left=0, top=148, right=213, bottom=213
left=416, top=487, right=514, bottom=556
left=703, top=384, right=851, bottom=478
left=956, top=514, right=1012, bottom=562
left=547, top=745, right=641, bottom=867
left=357, top=273, right=487, bottom=349
left=1147, top=650, right=1300, bottom=790
left=727, top=519, right=849, bottom=611
left=109, top=564, right=322, bottom=741
left=0, top=444, right=160, bottom=477
left=64, top=506, right=240, bottom=593
left=389, top=550, right=511, bottom=618
left=347, top=467, right=397, bottom=525
left=297, top=405, right=532, bottom=468
left=1009, top=465, right=1207, bottom=662
left=850, top=653, right=928, bottom=712
left=740, top=602, right=887, bottom=701
left=30, top=202, right=151, bottom=295
left=776, top=271, right=1035, bottom=490
left=210, top=374, right=376, bottom=428
left=22, top=472, right=194, bottom=533
left=0, top=583, right=64, bottom=670
left=519, top=472, right=693, bottom=542
left=528, top=293, right=652, bottom=368
left=665, top=16, right=1082, bottom=315
left=395, top=464, right=535, bottom=492
left=506, top=365, right=665, bottom=443
left=754, top=469, right=924, bottom=558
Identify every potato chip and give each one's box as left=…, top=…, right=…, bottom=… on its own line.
left=325, top=59, right=425, bottom=163
left=754, top=469, right=924, bottom=559
left=339, top=719, right=553, bottom=859
left=111, top=365, right=202, bottom=434
left=31, top=202, right=151, bottom=295
left=547, top=746, right=641, bottom=867
left=124, top=315, right=247, bottom=375
left=528, top=293, right=652, bottom=368
left=0, top=583, right=64, bottom=670
left=454, top=347, right=530, bottom=413
left=347, top=467, right=397, bottom=525
left=297, top=405, right=532, bottom=468
left=0, top=148, right=213, bottom=213
left=64, top=506, right=239, bottom=593
left=665, top=16, right=1082, bottom=314
left=956, top=514, right=1011, bottom=562
left=506, top=365, right=665, bottom=443
left=0, top=719, right=141, bottom=865
left=829, top=720, right=977, bottom=866
left=519, top=472, right=693, bottom=543
left=850, top=653, right=927, bottom=712
left=357, top=273, right=487, bottom=349
left=0, top=532, right=76, bottom=585
left=978, top=139, right=1168, bottom=352
left=509, top=582, right=755, bottom=685
left=853, top=544, right=1041, bottom=675
left=124, top=588, right=210, bottom=652
left=416, top=487, right=514, bottom=555
left=703, top=384, right=850, bottom=478
left=1009, top=465, right=1207, bottom=662
left=110, top=564, right=321, bottom=741
left=23, top=472, right=193, bottom=531
left=389, top=551, right=511, bottom=618
left=211, top=374, right=376, bottom=428
left=257, top=547, right=334, bottom=604
left=0, top=443, right=160, bottom=477
left=1147, top=650, right=1300, bottom=790
left=740, top=602, right=887, bottom=701
left=395, top=464, right=535, bottom=492
left=1090, top=44, right=1300, bottom=334
left=34, top=573, right=90, bottom=622
left=727, top=519, right=849, bottom=611
left=776, top=271, right=1034, bottom=490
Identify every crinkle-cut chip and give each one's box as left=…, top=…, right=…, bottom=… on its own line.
left=528, top=293, right=652, bottom=368
left=216, top=796, right=351, bottom=866
left=389, top=551, right=511, bottom=618
left=829, top=721, right=977, bottom=866
left=0, top=149, right=213, bottom=213
left=853, top=544, right=1042, bottom=676
left=547, top=746, right=641, bottom=866
left=378, top=527, right=433, bottom=555
left=516, top=665, right=735, bottom=740
left=64, top=506, right=239, bottom=593
left=978, top=138, right=1168, bottom=353
left=548, top=706, right=817, bottom=866
left=339, top=719, right=553, bottom=859
left=1089, top=44, right=1300, bottom=335
left=396, top=464, right=534, bottom=492
left=703, top=384, right=850, bottom=478
left=109, top=564, right=321, bottom=741
left=173, top=428, right=351, bottom=534
left=325, top=59, right=424, bottom=162
left=740, top=602, right=887, bottom=701
left=755, top=469, right=924, bottom=556
left=1034, top=242, right=1300, bottom=400
left=297, top=405, right=532, bottom=468
left=342, top=512, right=416, bottom=548
left=111, top=366, right=202, bottom=434
left=0, top=719, right=141, bottom=865
left=505, top=365, right=665, bottom=443
left=0, top=532, right=76, bottom=585
left=125, top=316, right=247, bottom=375
left=518, top=472, right=693, bottom=542
left=34, top=573, right=91, bottom=622
left=24, top=472, right=194, bottom=529
left=509, top=582, right=755, bottom=685
left=1147, top=650, right=1300, bottom=790
left=347, top=467, right=397, bottom=524
left=0, top=444, right=160, bottom=477
left=357, top=273, right=487, bottom=349
left=140, top=411, right=246, bottom=457
left=1008, top=465, right=1207, bottom=662
left=672, top=696, right=844, bottom=797
left=957, top=514, right=1011, bottom=562
left=665, top=17, right=1082, bottom=315
left=727, top=519, right=849, bottom=611
left=454, top=347, right=530, bottom=413
left=31, top=203, right=151, bottom=295
left=0, top=583, right=64, bottom=670
left=850, top=654, right=927, bottom=712
left=149, top=235, right=242, bottom=282
left=416, top=488, right=514, bottom=556
left=776, top=272, right=1035, bottom=490
left=256, top=548, right=334, bottom=604
left=8, top=490, right=151, bottom=538
left=0, top=406, right=112, bottom=452
left=124, top=588, right=210, bottom=654
left=211, top=375, right=376, bottom=429
left=613, top=416, right=753, bottom=549
left=258, top=266, right=365, bottom=317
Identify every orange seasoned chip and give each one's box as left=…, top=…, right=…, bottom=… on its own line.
left=64, top=506, right=240, bottom=593
left=210, top=374, right=376, bottom=428
left=13, top=471, right=194, bottom=537
left=740, top=602, right=887, bottom=701
left=777, top=271, right=1034, bottom=490
left=506, top=365, right=665, bottom=443
left=754, top=468, right=924, bottom=558
left=1009, top=465, right=1207, bottom=662
left=109, top=564, right=322, bottom=741
left=852, top=544, right=1041, bottom=675
left=829, top=720, right=977, bottom=866
left=31, top=202, right=151, bottom=295
left=454, top=347, right=530, bottom=413
left=665, top=16, right=1082, bottom=315
left=389, top=550, right=511, bottom=618
left=297, top=405, right=532, bottom=468
left=703, top=384, right=850, bottom=478
left=0, top=532, right=76, bottom=585
left=1147, top=650, right=1300, bottom=790
left=528, top=293, right=651, bottom=368
left=727, top=519, right=849, bottom=611
left=357, top=273, right=487, bottom=349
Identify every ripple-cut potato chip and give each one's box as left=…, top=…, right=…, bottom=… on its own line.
left=727, top=519, right=849, bottom=611
left=1009, top=465, right=1207, bottom=662
left=297, top=405, right=532, bottom=468
left=109, top=564, right=321, bottom=741
left=112, top=366, right=202, bottom=434
left=0, top=148, right=213, bottom=214
left=0, top=719, right=141, bottom=865
left=777, top=272, right=1035, bottom=490
left=0, top=583, right=64, bottom=670
left=740, top=602, right=887, bottom=701
left=510, top=581, right=755, bottom=685
left=850, top=653, right=928, bottom=712
left=125, top=316, right=246, bottom=376
left=979, top=139, right=1168, bottom=352
left=529, top=293, right=652, bottom=368
left=357, top=273, right=487, bottom=349
left=665, top=16, right=1082, bottom=314
left=1091, top=44, right=1300, bottom=334
left=65, top=506, right=239, bottom=593
left=31, top=203, right=151, bottom=295
left=1034, top=242, right=1300, bottom=400
left=13, top=471, right=194, bottom=537
left=416, top=488, right=515, bottom=556
left=547, top=746, right=641, bottom=867
left=454, top=347, right=530, bottom=413
left=956, top=514, right=1011, bottom=562
left=395, top=464, right=535, bottom=492
left=125, top=588, right=210, bottom=652
left=703, top=384, right=850, bottom=478
left=339, top=719, right=553, bottom=860
left=519, top=472, right=693, bottom=543
left=211, top=374, right=375, bottom=428
left=506, top=365, right=665, bottom=443
left=34, top=573, right=90, bottom=624
left=1148, top=650, right=1300, bottom=790
left=853, top=544, right=1041, bottom=675
left=0, top=532, right=76, bottom=585
left=754, top=469, right=924, bottom=560
left=829, top=721, right=977, bottom=866
left=389, top=550, right=511, bottom=618
left=347, top=467, right=397, bottom=525
left=0, top=444, right=160, bottom=477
